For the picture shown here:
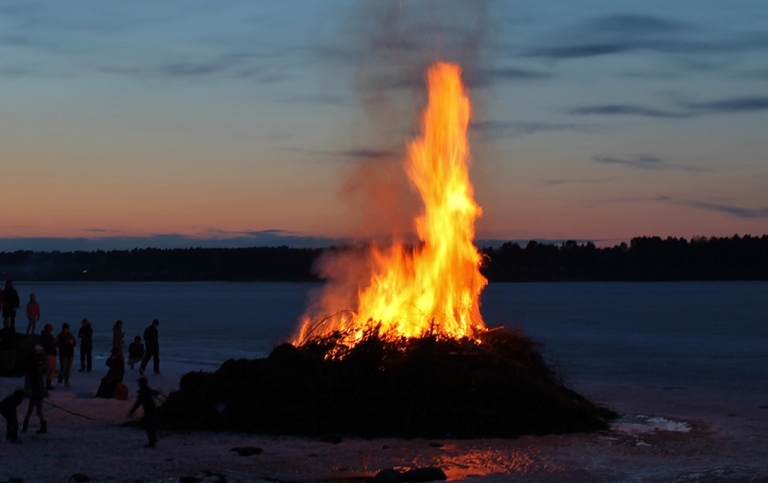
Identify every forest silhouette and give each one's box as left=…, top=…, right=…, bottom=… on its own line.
left=0, top=235, right=766, bottom=282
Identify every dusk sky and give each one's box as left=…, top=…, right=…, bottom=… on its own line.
left=2, top=1, right=767, bottom=251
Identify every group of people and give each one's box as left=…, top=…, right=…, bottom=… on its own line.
left=96, top=318, right=160, bottom=400
left=0, top=280, right=40, bottom=335
left=0, top=281, right=163, bottom=447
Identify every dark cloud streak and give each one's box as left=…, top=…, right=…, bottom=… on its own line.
left=570, top=96, right=768, bottom=119
left=593, top=154, right=706, bottom=172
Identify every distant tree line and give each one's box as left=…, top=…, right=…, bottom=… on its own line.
left=0, top=235, right=767, bottom=282
left=0, top=246, right=323, bottom=282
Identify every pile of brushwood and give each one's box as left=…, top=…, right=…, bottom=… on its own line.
left=158, top=328, right=616, bottom=439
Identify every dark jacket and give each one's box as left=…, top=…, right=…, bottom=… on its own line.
left=78, top=325, right=93, bottom=350
left=143, top=325, right=158, bottom=349
left=1, top=287, right=19, bottom=313
left=40, top=331, right=56, bottom=356
left=56, top=331, right=77, bottom=358
left=128, top=341, right=145, bottom=360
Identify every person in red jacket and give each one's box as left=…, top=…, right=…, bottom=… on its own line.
left=26, top=293, right=41, bottom=335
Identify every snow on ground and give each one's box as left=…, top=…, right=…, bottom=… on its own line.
left=0, top=362, right=767, bottom=482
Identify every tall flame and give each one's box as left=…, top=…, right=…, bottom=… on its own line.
left=296, top=62, right=487, bottom=344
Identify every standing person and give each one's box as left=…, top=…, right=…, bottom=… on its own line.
left=56, top=323, right=76, bottom=387
left=40, top=324, right=57, bottom=390
left=78, top=318, right=93, bottom=372
left=25, top=293, right=41, bottom=335
left=139, top=319, right=160, bottom=376
left=23, top=345, right=47, bottom=434
left=2, top=280, right=20, bottom=331
left=112, top=320, right=125, bottom=353
left=127, top=336, right=145, bottom=370
left=128, top=377, right=159, bottom=448
left=0, top=319, right=16, bottom=375
left=0, top=389, right=26, bottom=443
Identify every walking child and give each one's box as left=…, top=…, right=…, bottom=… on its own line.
left=128, top=377, right=160, bottom=448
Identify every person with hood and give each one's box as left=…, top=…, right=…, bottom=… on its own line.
left=78, top=318, right=93, bottom=372
left=25, top=293, right=40, bottom=335
left=2, top=280, right=20, bottom=331
left=56, top=323, right=76, bottom=387
left=40, top=324, right=57, bottom=390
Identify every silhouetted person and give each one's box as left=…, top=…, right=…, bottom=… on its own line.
left=139, top=319, right=160, bottom=376
left=128, top=377, right=159, bottom=448
left=78, top=318, right=93, bottom=372
left=127, top=336, right=145, bottom=370
left=96, top=349, right=126, bottom=399
left=56, top=323, right=76, bottom=387
left=23, top=345, right=47, bottom=434
left=0, top=319, right=17, bottom=375
left=1, top=389, right=26, bottom=443
left=2, top=280, right=20, bottom=331
left=25, top=293, right=40, bottom=335
left=40, top=324, right=57, bottom=390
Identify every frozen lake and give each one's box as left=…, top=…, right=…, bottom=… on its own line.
left=4, top=280, right=768, bottom=481
left=13, top=280, right=768, bottom=398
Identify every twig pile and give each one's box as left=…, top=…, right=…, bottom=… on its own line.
left=158, top=328, right=615, bottom=438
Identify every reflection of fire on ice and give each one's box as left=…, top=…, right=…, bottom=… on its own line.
left=294, top=62, right=487, bottom=346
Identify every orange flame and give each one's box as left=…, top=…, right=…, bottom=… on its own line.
left=295, top=62, right=487, bottom=345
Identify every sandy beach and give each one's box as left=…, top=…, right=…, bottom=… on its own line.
left=0, top=359, right=766, bottom=483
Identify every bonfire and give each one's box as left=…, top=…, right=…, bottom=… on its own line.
left=295, top=62, right=486, bottom=347
left=158, top=62, right=615, bottom=438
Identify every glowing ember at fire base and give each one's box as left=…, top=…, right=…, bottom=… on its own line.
left=296, top=62, right=487, bottom=346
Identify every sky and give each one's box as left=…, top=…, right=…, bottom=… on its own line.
left=1, top=0, right=767, bottom=251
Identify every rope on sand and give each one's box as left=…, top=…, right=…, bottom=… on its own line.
left=43, top=399, right=96, bottom=421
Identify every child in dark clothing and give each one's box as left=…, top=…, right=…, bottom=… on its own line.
left=1, top=389, right=26, bottom=443
left=127, top=336, right=145, bottom=369
left=128, top=377, right=160, bottom=448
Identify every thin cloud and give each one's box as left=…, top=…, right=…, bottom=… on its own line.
left=568, top=105, right=688, bottom=118
left=471, top=120, right=578, bottom=140
left=339, top=149, right=396, bottom=160
left=680, top=96, right=768, bottom=114
left=539, top=177, right=614, bottom=187
left=570, top=95, right=768, bottom=119
left=525, top=13, right=768, bottom=60
left=593, top=154, right=706, bottom=172
left=594, top=154, right=662, bottom=170
left=676, top=200, right=768, bottom=219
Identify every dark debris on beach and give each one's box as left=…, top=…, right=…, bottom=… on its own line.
left=157, top=328, right=616, bottom=439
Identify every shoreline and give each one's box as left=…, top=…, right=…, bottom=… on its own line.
left=0, top=361, right=766, bottom=482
